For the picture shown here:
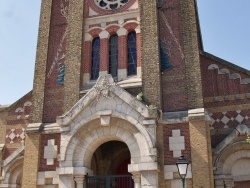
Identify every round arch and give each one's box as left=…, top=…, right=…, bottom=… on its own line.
left=215, top=141, right=250, bottom=175
left=1, top=156, right=23, bottom=186
left=61, top=117, right=154, bottom=169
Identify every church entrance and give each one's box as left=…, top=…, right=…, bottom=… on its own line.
left=86, top=141, right=134, bottom=188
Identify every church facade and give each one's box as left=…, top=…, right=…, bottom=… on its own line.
left=1, top=0, right=250, bottom=187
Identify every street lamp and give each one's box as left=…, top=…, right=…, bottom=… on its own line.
left=176, top=156, right=189, bottom=188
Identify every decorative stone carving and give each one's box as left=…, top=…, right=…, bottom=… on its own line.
left=95, top=0, right=129, bottom=10
left=94, top=75, right=117, bottom=101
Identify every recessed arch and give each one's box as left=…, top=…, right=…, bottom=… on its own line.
left=215, top=141, right=250, bottom=175
left=61, top=117, right=154, bottom=170
left=1, top=156, right=23, bottom=186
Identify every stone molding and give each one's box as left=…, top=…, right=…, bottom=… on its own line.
left=37, top=171, right=59, bottom=185
left=213, top=124, right=250, bottom=156
left=57, top=167, right=92, bottom=176
left=1, top=145, right=24, bottom=168
left=159, top=111, right=188, bottom=124
left=57, top=75, right=157, bottom=128
left=0, top=149, right=24, bottom=186
left=26, top=123, right=62, bottom=134
left=188, top=108, right=211, bottom=122
left=164, top=164, right=192, bottom=180
left=214, top=142, right=250, bottom=175
left=56, top=75, right=158, bottom=187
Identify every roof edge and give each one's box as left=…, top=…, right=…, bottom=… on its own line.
left=200, top=51, right=250, bottom=76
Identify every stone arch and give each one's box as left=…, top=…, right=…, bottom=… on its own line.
left=61, top=117, right=153, bottom=169
left=123, top=21, right=139, bottom=32
left=1, top=156, right=23, bottom=186
left=223, top=150, right=250, bottom=175
left=215, top=141, right=250, bottom=175
left=58, top=79, right=156, bottom=163
left=57, top=75, right=158, bottom=187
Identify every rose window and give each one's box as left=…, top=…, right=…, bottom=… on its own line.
left=95, top=0, right=129, bottom=10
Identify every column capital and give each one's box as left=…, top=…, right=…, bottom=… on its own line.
left=74, top=176, right=85, bottom=188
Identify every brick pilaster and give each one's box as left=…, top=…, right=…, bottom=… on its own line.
left=189, top=109, right=214, bottom=188
left=136, top=33, right=142, bottom=67
left=140, top=0, right=162, bottom=108
left=118, top=35, right=128, bottom=69
left=22, top=133, right=41, bottom=188
left=100, top=38, right=109, bottom=72
left=83, top=41, right=92, bottom=74
left=31, top=0, right=53, bottom=123
left=63, top=0, right=85, bottom=112
left=180, top=0, right=203, bottom=108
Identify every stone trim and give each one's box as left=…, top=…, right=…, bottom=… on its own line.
left=215, top=142, right=250, bottom=175
left=2, top=145, right=24, bottom=167
left=164, top=164, right=192, bottom=180
left=188, top=108, right=211, bottom=122
left=214, top=124, right=250, bottom=156
left=159, top=111, right=188, bottom=124
left=26, top=123, right=61, bottom=134
left=1, top=156, right=23, bottom=185
left=37, top=171, right=59, bottom=185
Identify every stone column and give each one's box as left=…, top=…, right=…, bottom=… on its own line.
left=74, top=176, right=85, bottom=188
left=189, top=108, right=214, bottom=188
left=132, top=173, right=141, bottom=188
left=63, top=0, right=85, bottom=112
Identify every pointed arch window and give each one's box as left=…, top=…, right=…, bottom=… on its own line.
left=91, top=37, right=100, bottom=80
left=109, top=34, right=118, bottom=78
left=127, top=31, right=137, bottom=75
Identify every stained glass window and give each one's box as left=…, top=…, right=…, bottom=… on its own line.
left=91, top=37, right=100, bottom=80
left=109, top=35, right=118, bottom=78
left=127, top=31, right=137, bottom=75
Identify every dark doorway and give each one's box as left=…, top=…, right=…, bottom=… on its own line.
left=86, top=141, right=134, bottom=188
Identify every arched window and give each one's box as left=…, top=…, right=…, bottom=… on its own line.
left=127, top=31, right=137, bottom=75
left=91, top=37, right=100, bottom=80
left=109, top=34, right=118, bottom=78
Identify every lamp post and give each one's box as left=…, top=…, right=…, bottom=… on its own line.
left=176, top=156, right=189, bottom=188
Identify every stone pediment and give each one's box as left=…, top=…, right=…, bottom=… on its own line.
left=56, top=75, right=157, bottom=130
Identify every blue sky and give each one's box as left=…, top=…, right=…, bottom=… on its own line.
left=0, top=1, right=249, bottom=104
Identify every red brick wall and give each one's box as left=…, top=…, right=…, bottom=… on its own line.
left=43, top=0, right=68, bottom=122
left=163, top=123, right=191, bottom=165
left=6, top=92, right=32, bottom=125
left=200, top=54, right=250, bottom=108
left=39, top=133, right=61, bottom=171
left=234, top=181, right=250, bottom=188
left=210, top=109, right=250, bottom=148
left=159, top=0, right=188, bottom=112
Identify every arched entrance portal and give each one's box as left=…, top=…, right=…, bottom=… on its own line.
left=91, top=141, right=131, bottom=175
left=57, top=75, right=158, bottom=188
left=86, top=141, right=134, bottom=188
